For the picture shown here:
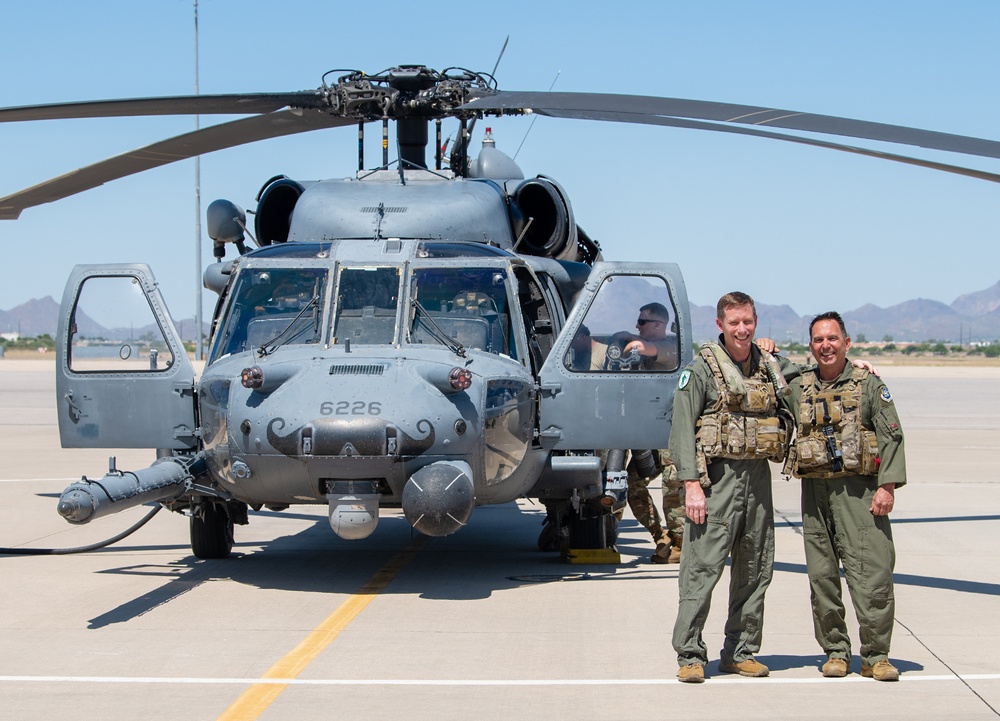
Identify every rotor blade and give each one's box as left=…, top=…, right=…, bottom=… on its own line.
left=463, top=90, right=1000, bottom=162
left=546, top=108, right=1000, bottom=185
left=0, top=109, right=353, bottom=219
left=0, top=92, right=327, bottom=123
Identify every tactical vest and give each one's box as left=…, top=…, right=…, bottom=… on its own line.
left=694, top=343, right=791, bottom=463
left=789, top=367, right=880, bottom=479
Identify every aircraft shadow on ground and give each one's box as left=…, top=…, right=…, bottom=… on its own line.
left=80, top=509, right=996, bottom=629
left=85, top=512, right=671, bottom=628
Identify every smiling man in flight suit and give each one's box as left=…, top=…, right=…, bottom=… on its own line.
left=668, top=291, right=799, bottom=683
left=785, top=311, right=905, bottom=682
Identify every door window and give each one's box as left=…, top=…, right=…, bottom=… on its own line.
left=564, top=275, right=680, bottom=373
left=68, top=275, right=175, bottom=373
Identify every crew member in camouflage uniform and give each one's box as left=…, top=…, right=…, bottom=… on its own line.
left=786, top=312, right=905, bottom=682
left=659, top=449, right=684, bottom=563
left=669, top=291, right=798, bottom=683
left=621, top=302, right=681, bottom=562
left=625, top=454, right=671, bottom=562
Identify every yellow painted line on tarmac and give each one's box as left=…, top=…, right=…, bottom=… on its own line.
left=216, top=536, right=427, bottom=721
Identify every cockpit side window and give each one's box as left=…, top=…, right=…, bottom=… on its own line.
left=331, top=267, right=401, bottom=345
left=408, top=267, right=516, bottom=359
left=564, top=275, right=681, bottom=373
left=211, top=267, right=328, bottom=361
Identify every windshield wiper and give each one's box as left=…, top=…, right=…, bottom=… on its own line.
left=411, top=298, right=466, bottom=358
left=257, top=294, right=320, bottom=358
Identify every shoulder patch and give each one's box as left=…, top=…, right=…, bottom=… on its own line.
left=678, top=369, right=692, bottom=390
left=880, top=386, right=893, bottom=403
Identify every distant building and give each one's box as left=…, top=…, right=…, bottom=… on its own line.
left=1, top=332, right=19, bottom=342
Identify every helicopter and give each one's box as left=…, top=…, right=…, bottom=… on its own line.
left=3, top=64, right=1000, bottom=559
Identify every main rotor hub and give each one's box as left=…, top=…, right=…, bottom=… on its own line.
left=323, top=65, right=496, bottom=122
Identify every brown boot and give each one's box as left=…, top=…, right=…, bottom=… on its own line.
left=667, top=535, right=682, bottom=563
left=822, top=657, right=849, bottom=677
left=861, top=659, right=899, bottom=682
left=677, top=663, right=705, bottom=683
left=718, top=657, right=769, bottom=677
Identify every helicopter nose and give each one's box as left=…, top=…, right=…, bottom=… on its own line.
left=401, top=460, right=475, bottom=537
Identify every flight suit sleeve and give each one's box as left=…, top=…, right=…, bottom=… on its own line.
left=668, top=361, right=708, bottom=482
left=865, top=376, right=907, bottom=488
left=776, top=354, right=803, bottom=383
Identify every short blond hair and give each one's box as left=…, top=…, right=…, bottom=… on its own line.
left=716, top=291, right=756, bottom=321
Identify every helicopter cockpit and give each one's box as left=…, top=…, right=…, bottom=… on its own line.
left=211, top=267, right=329, bottom=361
left=208, top=254, right=519, bottom=363
left=408, top=267, right=515, bottom=359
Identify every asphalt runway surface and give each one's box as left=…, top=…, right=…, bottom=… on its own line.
left=1, top=360, right=998, bottom=720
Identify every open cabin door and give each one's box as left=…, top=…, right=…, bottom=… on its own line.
left=537, top=262, right=692, bottom=451
left=56, top=264, right=197, bottom=449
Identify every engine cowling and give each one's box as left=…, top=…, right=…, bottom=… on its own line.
left=255, top=176, right=307, bottom=246
left=509, top=177, right=579, bottom=262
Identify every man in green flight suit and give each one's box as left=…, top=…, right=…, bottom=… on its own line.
left=786, top=311, right=905, bottom=682
left=669, top=291, right=799, bottom=683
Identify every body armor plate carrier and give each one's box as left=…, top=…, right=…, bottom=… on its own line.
left=787, top=367, right=879, bottom=479
left=694, top=343, right=791, bottom=465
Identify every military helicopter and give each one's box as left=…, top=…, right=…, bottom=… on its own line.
left=3, top=64, right=1000, bottom=559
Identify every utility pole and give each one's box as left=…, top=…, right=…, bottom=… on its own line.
left=193, top=0, right=203, bottom=359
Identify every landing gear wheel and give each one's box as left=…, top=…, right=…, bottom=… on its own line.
left=190, top=503, right=234, bottom=559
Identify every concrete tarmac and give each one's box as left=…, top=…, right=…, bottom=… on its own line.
left=0, top=359, right=998, bottom=720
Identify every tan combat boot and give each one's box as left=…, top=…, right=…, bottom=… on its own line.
left=667, top=535, right=682, bottom=563
left=718, top=657, right=769, bottom=677
left=861, top=659, right=899, bottom=681
left=650, top=530, right=671, bottom=564
left=677, top=664, right=705, bottom=683
left=822, top=657, right=849, bottom=677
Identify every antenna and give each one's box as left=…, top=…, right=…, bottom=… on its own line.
left=514, top=69, right=561, bottom=160
left=193, top=0, right=203, bottom=360
left=457, top=36, right=510, bottom=170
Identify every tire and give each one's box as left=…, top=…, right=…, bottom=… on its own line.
left=190, top=503, right=234, bottom=559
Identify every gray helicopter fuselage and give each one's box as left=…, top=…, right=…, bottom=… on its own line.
left=53, top=165, right=692, bottom=550
left=199, top=236, right=545, bottom=510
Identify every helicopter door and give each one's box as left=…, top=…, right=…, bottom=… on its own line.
left=56, top=264, right=197, bottom=449
left=537, top=262, right=692, bottom=451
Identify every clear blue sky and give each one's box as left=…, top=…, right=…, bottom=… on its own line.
left=2, top=1, right=998, bottom=321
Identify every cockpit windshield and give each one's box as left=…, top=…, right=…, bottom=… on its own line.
left=211, top=267, right=328, bottom=361
left=331, top=267, right=402, bottom=345
left=408, top=267, right=516, bottom=359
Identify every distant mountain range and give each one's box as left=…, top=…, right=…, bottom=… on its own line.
left=0, top=296, right=207, bottom=342
left=692, top=281, right=1000, bottom=343
left=4, top=281, right=1000, bottom=344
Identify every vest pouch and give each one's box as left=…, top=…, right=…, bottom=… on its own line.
left=859, top=429, right=879, bottom=476
left=725, top=415, right=747, bottom=454
left=795, top=434, right=829, bottom=471
left=695, top=441, right=710, bottom=487
left=753, top=416, right=785, bottom=458
left=742, top=384, right=772, bottom=413
left=810, top=395, right=844, bottom=426
left=840, top=420, right=862, bottom=471
left=696, top=415, right=723, bottom=456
